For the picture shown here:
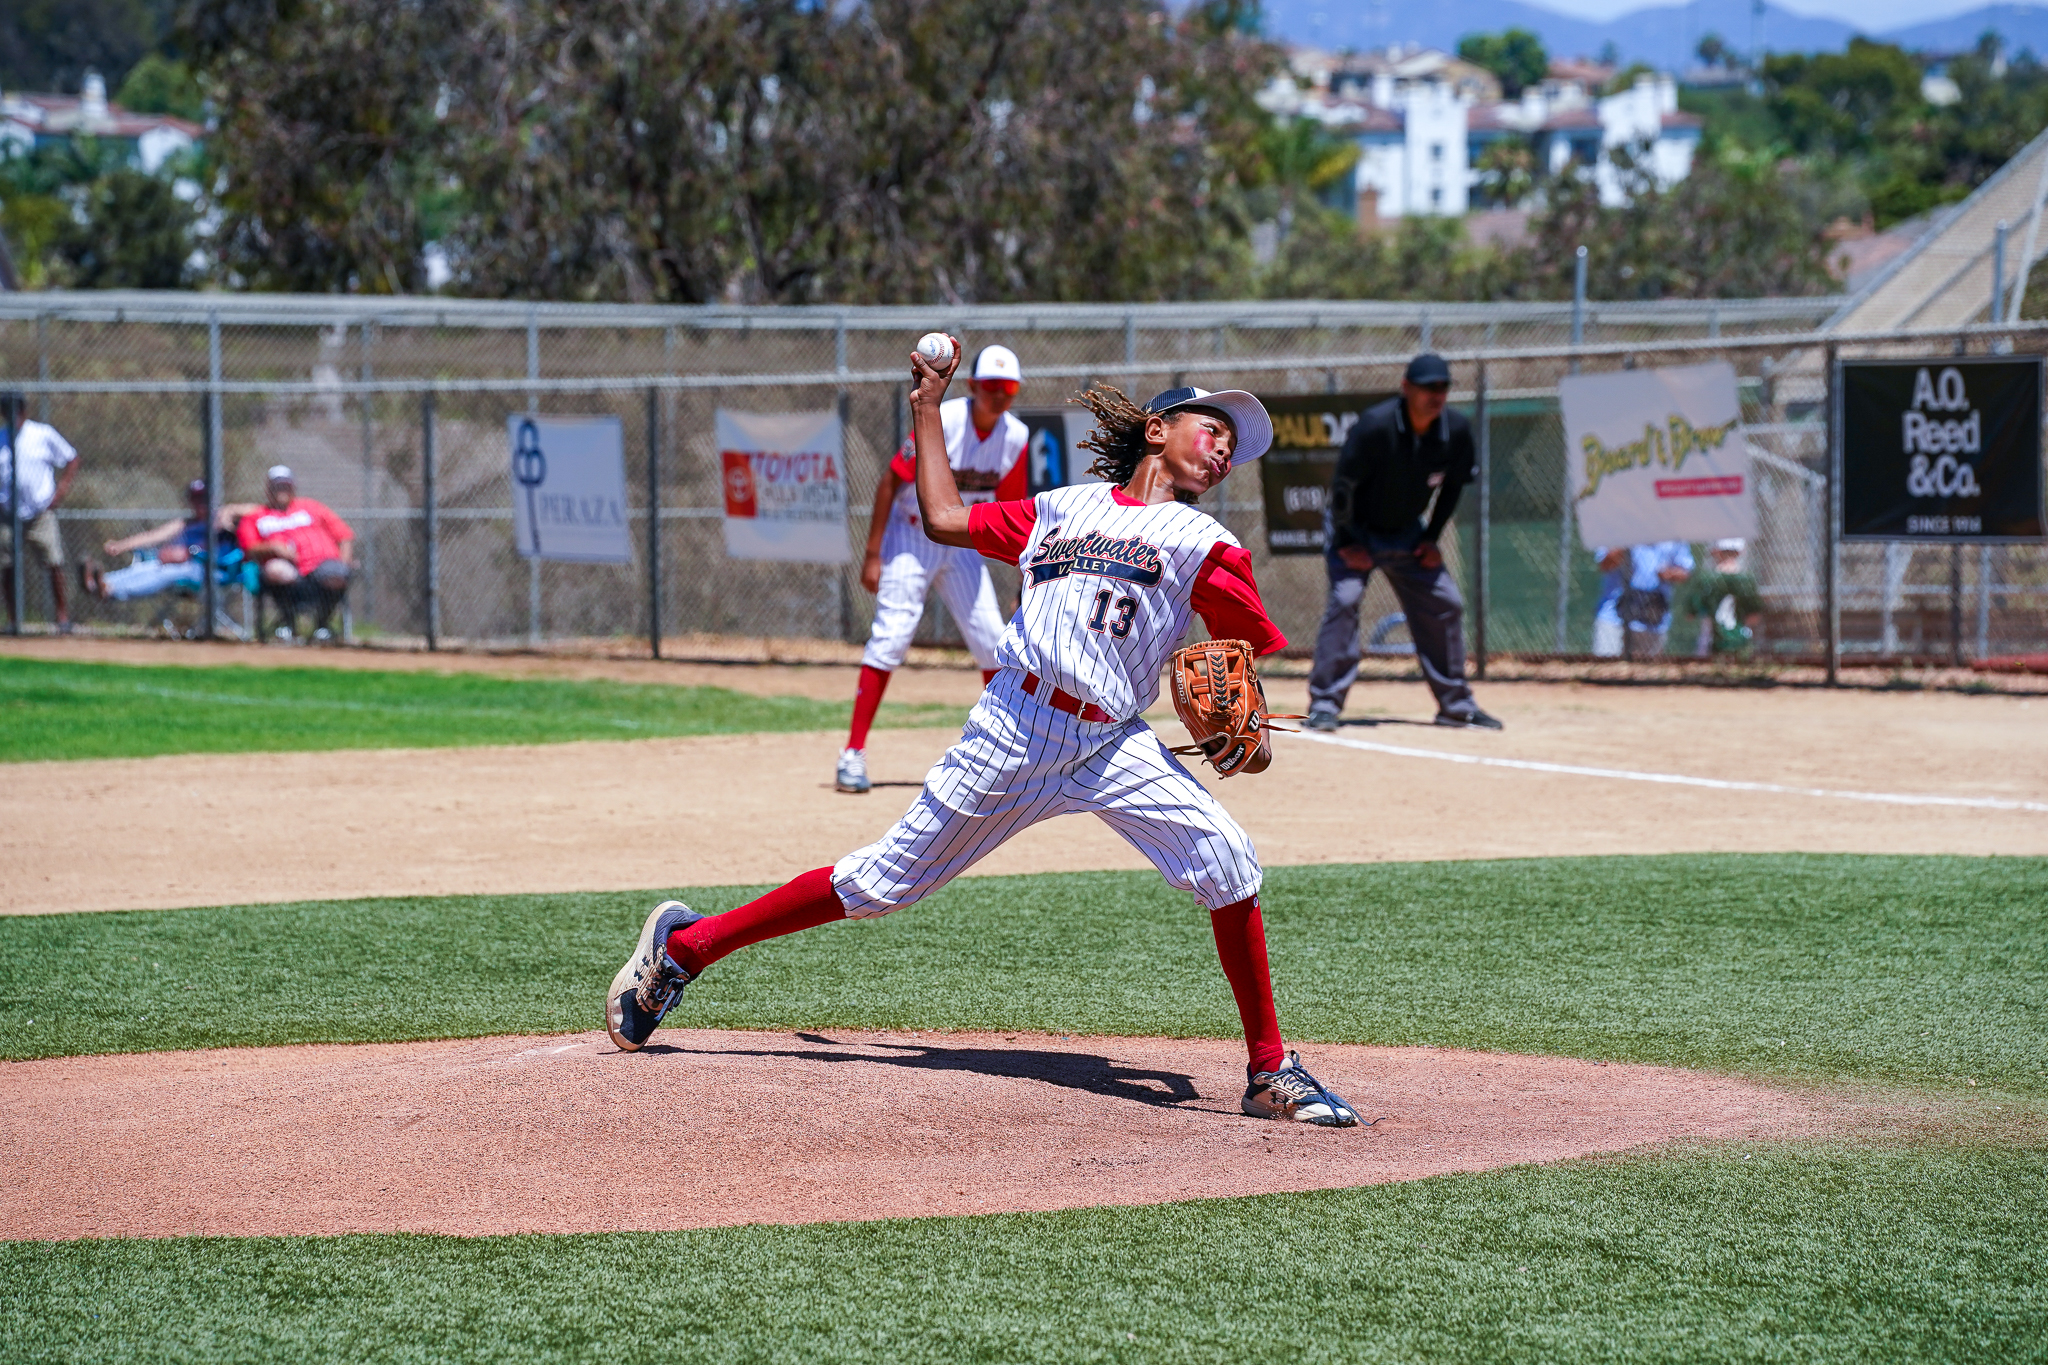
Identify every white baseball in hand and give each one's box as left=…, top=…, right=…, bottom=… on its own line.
left=915, top=332, right=955, bottom=366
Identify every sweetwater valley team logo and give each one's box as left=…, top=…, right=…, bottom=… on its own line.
left=1025, top=526, right=1165, bottom=588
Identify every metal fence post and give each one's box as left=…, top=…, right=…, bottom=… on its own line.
left=36, top=311, right=49, bottom=422
left=1474, top=359, right=1489, bottom=679
left=203, top=311, right=223, bottom=641
left=356, top=322, right=375, bottom=638
left=5, top=399, right=19, bottom=635
left=1555, top=245, right=1588, bottom=653
left=422, top=391, right=438, bottom=651
left=526, top=307, right=541, bottom=648
left=646, top=386, right=661, bottom=659
left=1976, top=544, right=1993, bottom=657
left=1824, top=343, right=1840, bottom=686
left=1949, top=544, right=1964, bottom=666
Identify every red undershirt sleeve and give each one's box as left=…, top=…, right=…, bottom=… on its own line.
left=994, top=452, right=1029, bottom=502
left=967, top=498, right=1038, bottom=564
left=887, top=441, right=916, bottom=484
left=1191, top=541, right=1287, bottom=656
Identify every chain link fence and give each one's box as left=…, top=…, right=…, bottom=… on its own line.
left=6, top=294, right=2046, bottom=677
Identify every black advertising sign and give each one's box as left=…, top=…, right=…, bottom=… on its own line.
left=1015, top=411, right=1072, bottom=495
left=1256, top=393, right=1390, bottom=554
left=1840, top=358, right=2045, bottom=541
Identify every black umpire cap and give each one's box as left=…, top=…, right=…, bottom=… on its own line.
left=1404, top=354, right=1452, bottom=386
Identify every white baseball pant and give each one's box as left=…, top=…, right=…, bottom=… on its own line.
left=833, top=670, right=1264, bottom=916
left=861, top=534, right=1007, bottom=673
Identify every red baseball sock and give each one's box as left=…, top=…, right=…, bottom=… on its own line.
left=1209, top=895, right=1286, bottom=1076
left=666, top=867, right=846, bottom=976
left=847, top=666, right=891, bottom=750
left=981, top=669, right=998, bottom=685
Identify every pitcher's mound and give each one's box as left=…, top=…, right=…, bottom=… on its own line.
left=2, top=1029, right=1819, bottom=1240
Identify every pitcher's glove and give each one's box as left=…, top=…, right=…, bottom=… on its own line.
left=1167, top=638, right=1295, bottom=777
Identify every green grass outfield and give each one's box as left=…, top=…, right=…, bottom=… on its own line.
left=0, top=657, right=965, bottom=762
left=3, top=854, right=2044, bottom=1361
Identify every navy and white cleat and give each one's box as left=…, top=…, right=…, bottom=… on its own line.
left=605, top=900, right=702, bottom=1051
left=1241, top=1051, right=1360, bottom=1127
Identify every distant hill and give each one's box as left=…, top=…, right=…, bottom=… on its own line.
left=1886, top=4, right=2048, bottom=53
left=1262, top=0, right=2048, bottom=65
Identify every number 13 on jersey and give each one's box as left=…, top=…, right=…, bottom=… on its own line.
left=1087, top=588, right=1137, bottom=638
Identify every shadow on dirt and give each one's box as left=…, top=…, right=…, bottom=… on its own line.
left=656, top=1033, right=1206, bottom=1108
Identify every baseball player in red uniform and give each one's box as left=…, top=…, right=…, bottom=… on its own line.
left=607, top=337, right=1358, bottom=1127
left=838, top=344, right=1029, bottom=795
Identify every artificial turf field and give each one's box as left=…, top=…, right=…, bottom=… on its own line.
left=3, top=854, right=2044, bottom=1361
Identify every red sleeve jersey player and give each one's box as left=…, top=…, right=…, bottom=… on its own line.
left=605, top=351, right=1360, bottom=1129
left=839, top=345, right=1030, bottom=795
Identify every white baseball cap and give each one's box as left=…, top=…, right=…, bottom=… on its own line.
left=1144, top=386, right=1274, bottom=465
left=267, top=464, right=294, bottom=482
left=1712, top=538, right=1745, bottom=553
left=973, top=345, right=1023, bottom=382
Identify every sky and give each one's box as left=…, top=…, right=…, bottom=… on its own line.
left=1522, top=0, right=2044, bottom=27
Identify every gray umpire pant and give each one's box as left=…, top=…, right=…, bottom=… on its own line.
left=1308, top=543, right=1477, bottom=719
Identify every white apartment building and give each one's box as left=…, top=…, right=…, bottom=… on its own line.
left=0, top=72, right=202, bottom=174
left=1262, top=48, right=1702, bottom=219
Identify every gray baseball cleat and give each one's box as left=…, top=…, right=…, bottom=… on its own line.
left=836, top=747, right=871, bottom=793
left=1242, top=1051, right=1360, bottom=1126
left=1303, top=704, right=1340, bottom=732
left=605, top=899, right=702, bottom=1051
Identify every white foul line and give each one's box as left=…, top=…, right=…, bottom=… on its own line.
left=1284, top=729, right=2048, bottom=813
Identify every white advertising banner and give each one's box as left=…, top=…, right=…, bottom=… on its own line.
left=506, top=415, right=631, bottom=563
left=1560, top=362, right=1757, bottom=548
left=716, top=409, right=850, bottom=563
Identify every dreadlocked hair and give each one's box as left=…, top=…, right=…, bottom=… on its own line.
left=1070, top=384, right=1200, bottom=503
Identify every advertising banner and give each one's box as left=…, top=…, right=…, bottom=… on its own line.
left=1016, top=410, right=1074, bottom=493
left=1255, top=393, right=1387, bottom=554
left=506, top=415, right=631, bottom=564
left=1560, top=362, right=1756, bottom=548
left=715, top=409, right=850, bottom=563
left=1840, top=358, right=2045, bottom=541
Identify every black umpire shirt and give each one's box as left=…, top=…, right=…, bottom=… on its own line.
left=1328, top=395, right=1477, bottom=550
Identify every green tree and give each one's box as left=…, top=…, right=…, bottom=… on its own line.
left=1473, top=139, right=1535, bottom=209
left=1526, top=143, right=1836, bottom=298
left=1260, top=207, right=1527, bottom=301
left=0, top=0, right=170, bottom=92
left=115, top=53, right=204, bottom=121
left=177, top=0, right=467, bottom=293
left=56, top=163, right=196, bottom=286
left=1457, top=28, right=1548, bottom=98
left=1697, top=32, right=1728, bottom=69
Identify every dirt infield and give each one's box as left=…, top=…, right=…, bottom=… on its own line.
left=0, top=1029, right=1824, bottom=1240
left=6, top=643, right=2044, bottom=914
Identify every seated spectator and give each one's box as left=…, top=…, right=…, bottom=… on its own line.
left=1, top=391, right=81, bottom=633
left=1682, top=538, right=1766, bottom=657
left=236, top=465, right=353, bottom=640
left=1592, top=541, right=1692, bottom=660
left=81, top=480, right=258, bottom=603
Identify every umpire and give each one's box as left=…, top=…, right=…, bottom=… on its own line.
left=1305, top=354, right=1501, bottom=731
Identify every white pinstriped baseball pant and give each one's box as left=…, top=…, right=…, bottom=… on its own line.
left=832, top=670, right=1264, bottom=916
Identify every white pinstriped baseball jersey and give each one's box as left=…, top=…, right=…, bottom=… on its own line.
left=832, top=474, right=1286, bottom=918
left=968, top=482, right=1283, bottom=721
left=884, top=396, right=1028, bottom=538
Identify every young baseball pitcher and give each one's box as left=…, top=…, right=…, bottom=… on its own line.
left=837, top=344, right=1029, bottom=795
left=605, top=336, right=1358, bottom=1126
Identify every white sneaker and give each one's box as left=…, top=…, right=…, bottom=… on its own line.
left=835, top=747, right=871, bottom=794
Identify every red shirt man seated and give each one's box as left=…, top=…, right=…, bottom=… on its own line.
left=237, top=464, right=354, bottom=638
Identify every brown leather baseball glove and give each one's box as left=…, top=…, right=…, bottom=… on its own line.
left=1167, top=638, right=1292, bottom=777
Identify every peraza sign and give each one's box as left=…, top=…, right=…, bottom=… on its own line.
left=1840, top=358, right=2045, bottom=541
left=1255, top=392, right=1389, bottom=554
